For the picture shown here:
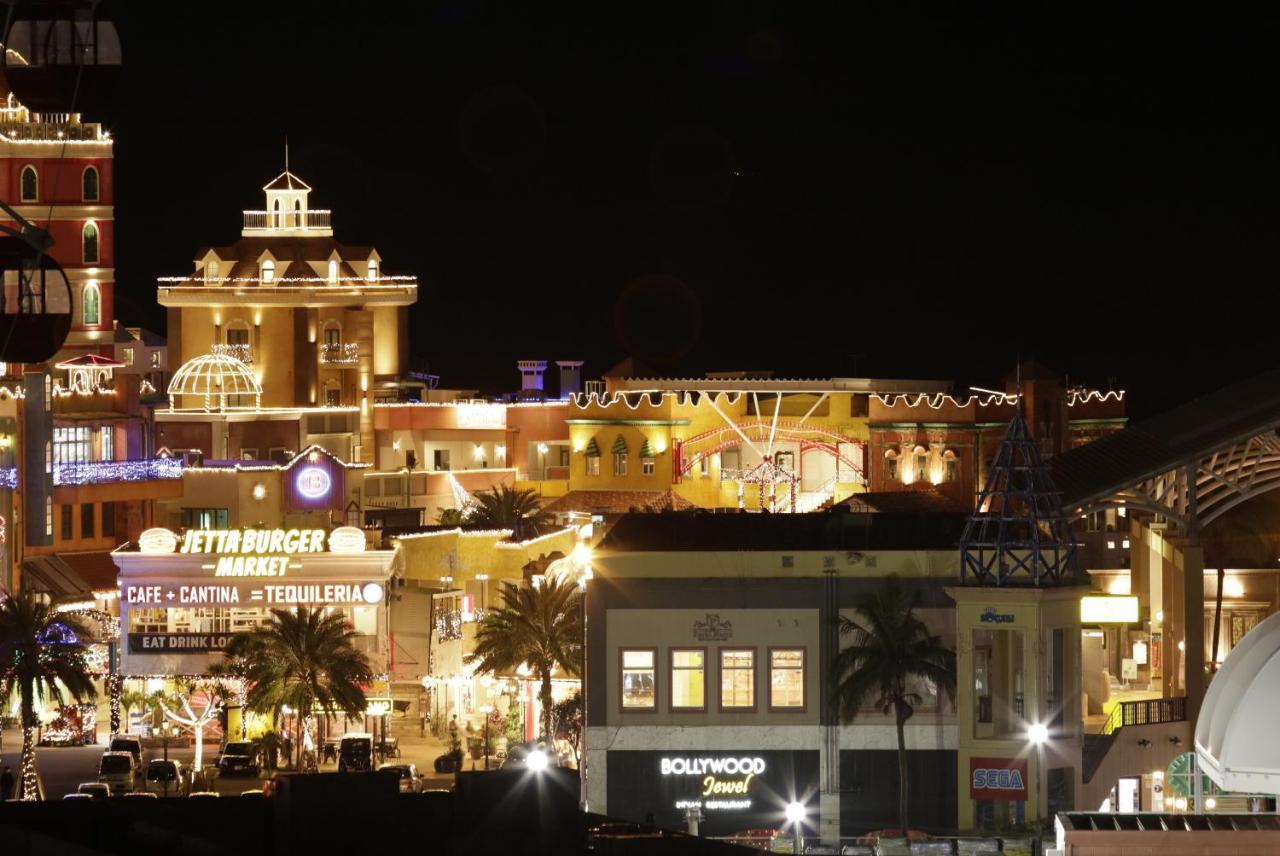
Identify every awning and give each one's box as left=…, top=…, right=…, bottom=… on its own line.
left=584, top=437, right=601, bottom=457
left=639, top=439, right=655, bottom=459
left=21, top=555, right=96, bottom=605
left=611, top=434, right=628, bottom=456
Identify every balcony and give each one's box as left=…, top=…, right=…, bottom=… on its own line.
left=241, top=209, right=333, bottom=236
left=320, top=342, right=360, bottom=366
left=211, top=343, right=253, bottom=364
left=53, top=458, right=183, bottom=486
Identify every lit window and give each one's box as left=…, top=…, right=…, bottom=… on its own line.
left=121, top=347, right=134, bottom=366
left=151, top=351, right=160, bottom=368
left=82, top=222, right=99, bottom=264
left=54, top=426, right=91, bottom=464
left=367, top=259, right=378, bottom=282
left=769, top=649, right=805, bottom=710
left=613, top=452, right=627, bottom=476
left=328, top=259, right=338, bottom=283
left=261, top=260, right=275, bottom=283
left=82, top=166, right=99, bottom=201
left=945, top=458, right=958, bottom=482
left=586, top=455, right=600, bottom=476
left=642, top=457, right=655, bottom=476
left=720, top=649, right=755, bottom=710
left=205, top=260, right=219, bottom=283
left=1107, top=540, right=1116, bottom=550
left=324, top=324, right=341, bottom=346
left=1122, top=539, right=1130, bottom=549
left=887, top=458, right=898, bottom=481
left=700, top=455, right=710, bottom=477
left=45, top=497, right=53, bottom=537
left=226, top=326, right=250, bottom=346
left=20, top=165, right=37, bottom=201
left=670, top=649, right=705, bottom=711
left=99, top=425, right=114, bottom=461
left=621, top=649, right=656, bottom=710
left=82, top=281, right=100, bottom=326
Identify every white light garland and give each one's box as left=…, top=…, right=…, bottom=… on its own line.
left=1067, top=389, right=1126, bottom=405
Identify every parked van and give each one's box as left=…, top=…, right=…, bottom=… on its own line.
left=337, top=733, right=374, bottom=773
left=109, top=735, right=143, bottom=771
left=98, top=751, right=137, bottom=794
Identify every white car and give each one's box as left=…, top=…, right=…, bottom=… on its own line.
left=378, top=763, right=424, bottom=793
left=144, top=759, right=187, bottom=797
left=98, top=751, right=137, bottom=794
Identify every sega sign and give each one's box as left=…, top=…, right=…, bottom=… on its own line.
left=969, top=756, right=1028, bottom=800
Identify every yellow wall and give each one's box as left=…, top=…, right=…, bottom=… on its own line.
left=397, top=527, right=579, bottom=585
left=566, top=391, right=870, bottom=509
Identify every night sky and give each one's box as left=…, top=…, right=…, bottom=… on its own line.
left=102, top=3, right=1277, bottom=418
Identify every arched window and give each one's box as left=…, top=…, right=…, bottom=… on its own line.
left=367, top=259, right=378, bottom=282
left=294, top=198, right=302, bottom=227
left=272, top=199, right=281, bottom=228
left=82, top=281, right=101, bottom=326
left=82, top=222, right=99, bottom=264
left=261, top=260, right=275, bottom=283
left=328, top=259, right=337, bottom=283
left=20, top=165, right=37, bottom=201
left=82, top=166, right=99, bottom=201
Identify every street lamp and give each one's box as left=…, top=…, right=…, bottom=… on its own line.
left=1028, top=723, right=1049, bottom=853
left=526, top=748, right=549, bottom=772
left=785, top=801, right=806, bottom=854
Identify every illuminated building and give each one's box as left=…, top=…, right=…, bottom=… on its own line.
left=156, top=165, right=418, bottom=462
left=111, top=522, right=395, bottom=734
left=0, top=80, right=116, bottom=360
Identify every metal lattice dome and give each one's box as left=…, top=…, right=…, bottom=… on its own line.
left=167, top=352, right=262, bottom=411
left=1196, top=610, right=1280, bottom=795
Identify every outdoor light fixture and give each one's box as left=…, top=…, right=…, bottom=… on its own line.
left=785, top=802, right=805, bottom=853
left=1205, top=797, right=1217, bottom=810
left=1028, top=723, right=1048, bottom=853
left=526, top=749, right=549, bottom=772
left=1028, top=723, right=1049, bottom=744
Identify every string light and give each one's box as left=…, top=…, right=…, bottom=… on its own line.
left=52, top=459, right=181, bottom=486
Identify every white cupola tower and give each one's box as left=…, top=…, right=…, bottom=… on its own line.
left=242, top=146, right=333, bottom=237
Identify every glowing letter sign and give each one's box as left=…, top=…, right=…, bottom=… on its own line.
left=295, top=466, right=332, bottom=499
left=660, top=756, right=766, bottom=811
left=178, top=528, right=328, bottom=577
left=969, top=757, right=1028, bottom=800
left=1080, top=595, right=1140, bottom=624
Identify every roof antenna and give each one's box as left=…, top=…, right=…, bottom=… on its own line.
left=285, top=136, right=289, bottom=174
left=1015, top=353, right=1023, bottom=412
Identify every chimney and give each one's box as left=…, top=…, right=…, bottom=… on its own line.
left=517, top=360, right=547, bottom=392
left=556, top=360, right=583, bottom=398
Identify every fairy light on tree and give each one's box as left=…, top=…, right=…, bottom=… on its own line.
left=157, top=676, right=232, bottom=772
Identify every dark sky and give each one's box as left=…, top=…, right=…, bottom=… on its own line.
left=102, top=3, right=1277, bottom=418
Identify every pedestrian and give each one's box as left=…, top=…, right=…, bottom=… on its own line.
left=419, top=710, right=426, bottom=738
left=448, top=714, right=459, bottom=740
left=0, top=765, right=14, bottom=801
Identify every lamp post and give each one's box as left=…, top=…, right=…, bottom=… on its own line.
left=785, top=801, right=806, bottom=854
left=1029, top=722, right=1049, bottom=854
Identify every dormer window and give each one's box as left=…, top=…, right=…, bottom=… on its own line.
left=328, top=259, right=338, bottom=283
left=261, top=260, right=275, bottom=283
left=367, top=260, right=378, bottom=283
left=206, top=260, right=219, bottom=283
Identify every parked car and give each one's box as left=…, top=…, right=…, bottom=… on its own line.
left=63, top=792, right=92, bottom=799
left=378, top=763, right=424, bottom=793
left=144, top=759, right=187, bottom=796
left=217, top=741, right=261, bottom=777
left=109, top=735, right=143, bottom=771
left=189, top=791, right=219, bottom=798
left=77, top=782, right=111, bottom=800
left=124, top=792, right=158, bottom=799
left=337, top=733, right=374, bottom=773
left=98, top=751, right=137, bottom=794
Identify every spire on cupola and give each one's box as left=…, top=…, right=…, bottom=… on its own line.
left=242, top=140, right=332, bottom=236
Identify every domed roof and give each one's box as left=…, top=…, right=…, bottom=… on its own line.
left=1195, top=610, right=1280, bottom=793
left=167, top=352, right=262, bottom=411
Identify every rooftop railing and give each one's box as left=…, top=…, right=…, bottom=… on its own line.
left=53, top=458, right=183, bottom=486
left=242, top=209, right=332, bottom=231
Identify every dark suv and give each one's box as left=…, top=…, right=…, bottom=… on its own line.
left=217, top=741, right=261, bottom=777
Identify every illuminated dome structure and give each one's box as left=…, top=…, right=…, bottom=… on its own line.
left=167, top=352, right=262, bottom=412
left=1195, top=611, right=1280, bottom=794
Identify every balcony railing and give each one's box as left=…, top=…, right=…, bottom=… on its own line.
left=320, top=342, right=360, bottom=366
left=53, top=458, right=183, bottom=486
left=242, top=209, right=332, bottom=231
left=211, top=343, right=253, bottom=364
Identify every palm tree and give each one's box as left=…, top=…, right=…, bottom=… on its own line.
left=0, top=592, right=97, bottom=800
left=830, top=575, right=956, bottom=840
left=436, top=507, right=465, bottom=526
left=468, top=575, right=581, bottom=742
left=224, top=606, right=373, bottom=771
left=120, top=689, right=150, bottom=728
left=466, top=485, right=553, bottom=541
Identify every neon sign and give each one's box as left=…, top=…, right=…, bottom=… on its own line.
left=661, top=756, right=766, bottom=809
left=295, top=466, right=332, bottom=499
left=179, top=528, right=327, bottom=577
